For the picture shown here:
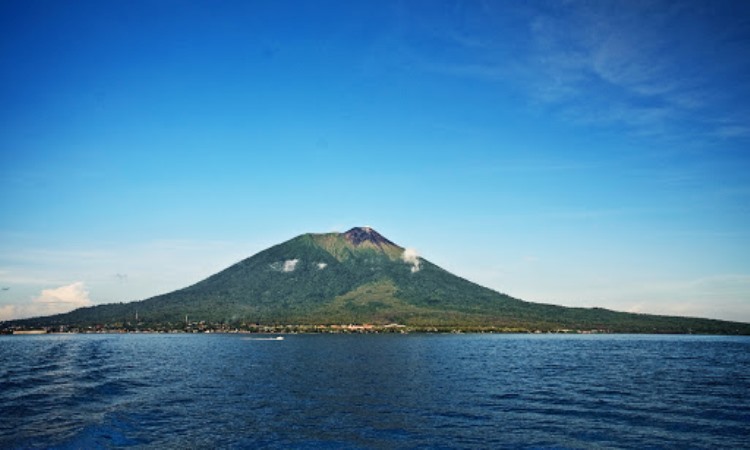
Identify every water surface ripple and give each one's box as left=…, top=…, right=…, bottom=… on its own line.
left=1, top=334, right=748, bottom=449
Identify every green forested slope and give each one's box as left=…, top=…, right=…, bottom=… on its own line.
left=7, top=227, right=750, bottom=334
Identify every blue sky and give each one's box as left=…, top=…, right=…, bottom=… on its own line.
left=1, top=0, right=749, bottom=322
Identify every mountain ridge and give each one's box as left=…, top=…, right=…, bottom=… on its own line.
left=4, top=227, right=750, bottom=334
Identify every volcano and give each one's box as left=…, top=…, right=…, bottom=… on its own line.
left=8, top=227, right=750, bottom=334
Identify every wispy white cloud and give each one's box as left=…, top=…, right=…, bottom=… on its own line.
left=282, top=259, right=299, bottom=272
left=271, top=259, right=300, bottom=273
left=0, top=282, right=93, bottom=321
left=394, top=1, right=750, bottom=144
left=32, top=281, right=92, bottom=311
left=0, top=238, right=260, bottom=311
left=535, top=3, right=750, bottom=143
left=524, top=4, right=693, bottom=130
left=401, top=248, right=421, bottom=273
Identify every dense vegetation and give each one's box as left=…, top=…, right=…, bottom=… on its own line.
left=5, top=228, right=750, bottom=334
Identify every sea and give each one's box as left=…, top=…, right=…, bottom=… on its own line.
left=1, top=333, right=748, bottom=449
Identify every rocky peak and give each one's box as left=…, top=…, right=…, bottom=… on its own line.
left=343, top=227, right=399, bottom=248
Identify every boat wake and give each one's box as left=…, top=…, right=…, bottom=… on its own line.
left=241, top=336, right=285, bottom=341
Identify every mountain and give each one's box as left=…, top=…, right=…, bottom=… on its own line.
left=6, top=227, right=750, bottom=334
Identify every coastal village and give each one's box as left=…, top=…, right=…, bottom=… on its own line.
left=1, top=321, right=609, bottom=335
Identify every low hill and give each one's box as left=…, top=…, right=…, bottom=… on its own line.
left=6, top=227, right=750, bottom=334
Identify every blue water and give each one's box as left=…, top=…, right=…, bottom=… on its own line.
left=1, top=334, right=748, bottom=449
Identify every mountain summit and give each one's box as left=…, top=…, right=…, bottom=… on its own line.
left=343, top=227, right=399, bottom=248
left=8, top=227, right=750, bottom=334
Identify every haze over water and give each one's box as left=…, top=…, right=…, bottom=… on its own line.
left=1, top=333, right=748, bottom=449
